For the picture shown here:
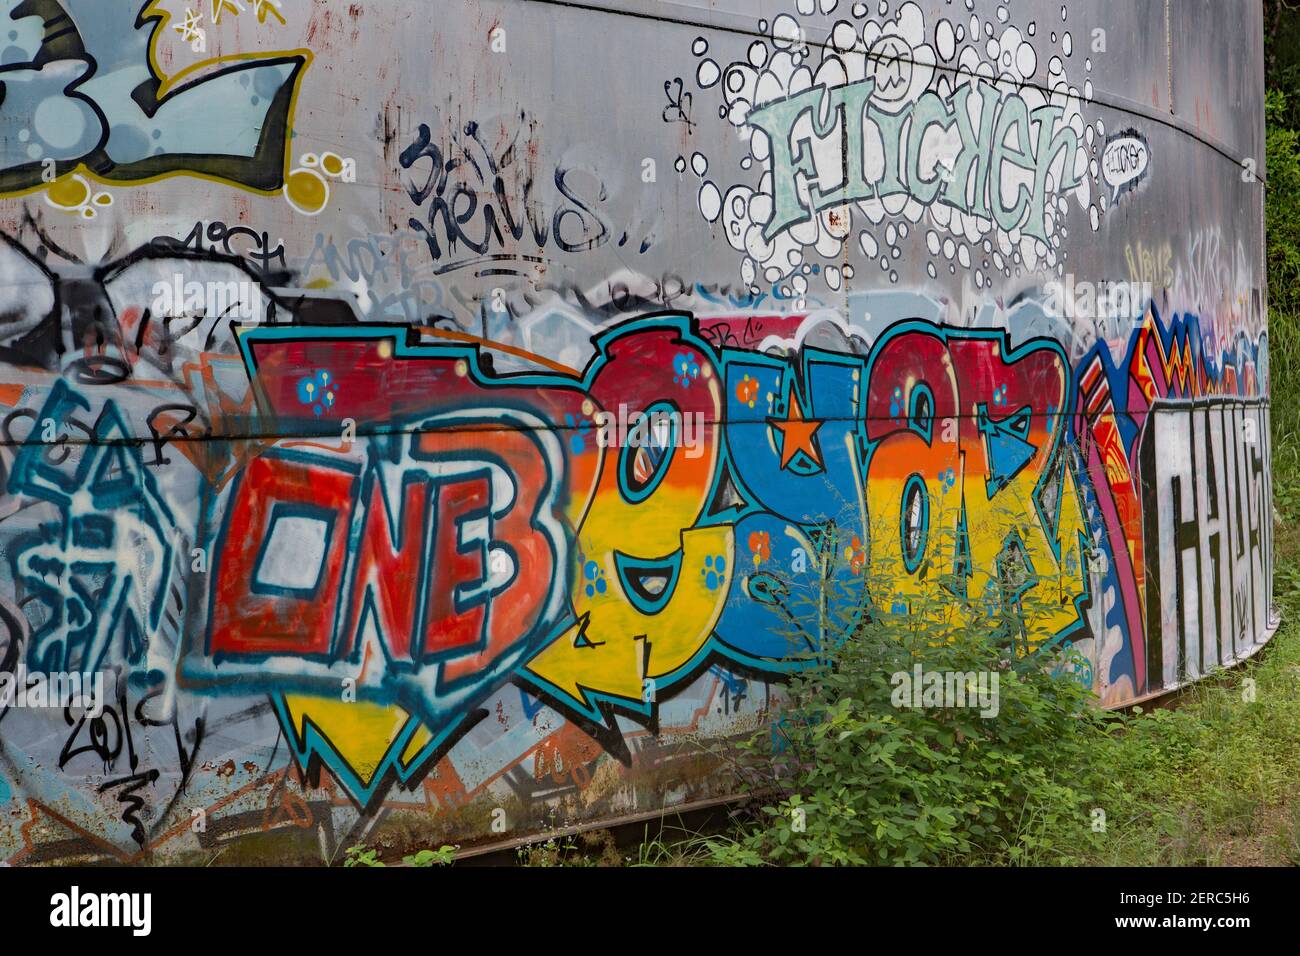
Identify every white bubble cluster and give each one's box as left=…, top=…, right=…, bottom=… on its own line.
left=688, top=0, right=1106, bottom=294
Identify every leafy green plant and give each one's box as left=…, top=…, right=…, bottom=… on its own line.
left=403, top=846, right=457, bottom=867
left=703, top=507, right=1112, bottom=866
left=343, top=844, right=386, bottom=868
left=1266, top=89, right=1300, bottom=478
left=343, top=843, right=457, bottom=867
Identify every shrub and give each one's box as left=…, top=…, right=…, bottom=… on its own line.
left=709, top=521, right=1111, bottom=866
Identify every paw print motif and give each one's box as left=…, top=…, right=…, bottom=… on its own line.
left=673, top=352, right=700, bottom=388
left=296, top=370, right=337, bottom=416
left=565, top=413, right=592, bottom=454
left=45, top=174, right=113, bottom=219
left=938, top=468, right=956, bottom=491
left=748, top=530, right=771, bottom=566
left=583, top=560, right=608, bottom=598
left=889, top=386, right=904, bottom=420
left=843, top=535, right=866, bottom=574
left=736, top=374, right=759, bottom=408
left=285, top=150, right=355, bottom=216
left=890, top=599, right=908, bottom=615
left=992, top=384, right=1008, bottom=407
left=702, top=554, right=727, bottom=590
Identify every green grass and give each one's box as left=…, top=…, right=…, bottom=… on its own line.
left=1048, top=278, right=1300, bottom=865
left=1041, top=615, right=1300, bottom=866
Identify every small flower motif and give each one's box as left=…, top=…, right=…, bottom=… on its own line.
left=296, top=369, right=337, bottom=416
left=565, top=413, right=592, bottom=454
left=673, top=352, right=701, bottom=388
left=843, top=535, right=867, bottom=574
left=748, top=530, right=771, bottom=566
left=583, top=560, right=607, bottom=598
left=938, top=468, right=956, bottom=491
left=736, top=374, right=759, bottom=408
left=992, top=384, right=1009, bottom=407
left=890, top=386, right=904, bottom=419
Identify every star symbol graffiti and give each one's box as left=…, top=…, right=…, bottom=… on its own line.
left=251, top=0, right=286, bottom=24
left=210, top=0, right=244, bottom=25
left=172, top=7, right=206, bottom=44
left=767, top=391, right=824, bottom=470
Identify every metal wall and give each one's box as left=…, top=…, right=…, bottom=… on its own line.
left=0, top=0, right=1270, bottom=862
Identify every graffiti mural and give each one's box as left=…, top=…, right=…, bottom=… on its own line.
left=0, top=0, right=310, bottom=213
left=688, top=1, right=1102, bottom=293
left=0, top=0, right=1271, bottom=861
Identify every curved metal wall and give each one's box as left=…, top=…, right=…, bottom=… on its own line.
left=0, top=0, right=1270, bottom=861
